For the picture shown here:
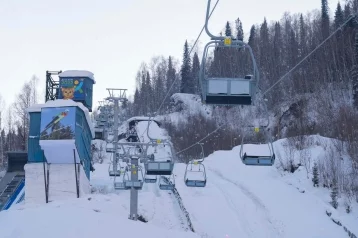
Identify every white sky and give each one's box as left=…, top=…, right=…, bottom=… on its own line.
left=0, top=0, right=341, bottom=109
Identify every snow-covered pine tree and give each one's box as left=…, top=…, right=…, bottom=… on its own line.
left=248, top=25, right=256, bottom=47
left=312, top=162, right=319, bottom=187
left=334, top=2, right=344, bottom=29
left=180, top=40, right=193, bottom=94
left=192, top=52, right=201, bottom=95
left=321, top=0, right=330, bottom=39
left=235, top=18, right=244, bottom=41
left=352, top=32, right=358, bottom=109
left=225, top=21, right=232, bottom=37
left=330, top=177, right=339, bottom=209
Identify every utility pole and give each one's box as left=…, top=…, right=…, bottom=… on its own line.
left=105, top=88, right=127, bottom=176
left=129, top=156, right=139, bottom=220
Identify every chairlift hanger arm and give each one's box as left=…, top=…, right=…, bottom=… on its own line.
left=200, top=40, right=259, bottom=79
left=205, top=0, right=224, bottom=40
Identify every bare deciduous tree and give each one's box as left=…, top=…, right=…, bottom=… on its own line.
left=13, top=76, right=39, bottom=150
left=0, top=94, right=5, bottom=168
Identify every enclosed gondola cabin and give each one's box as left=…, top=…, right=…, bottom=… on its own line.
left=58, top=70, right=96, bottom=112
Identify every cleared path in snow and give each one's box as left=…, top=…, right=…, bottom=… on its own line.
left=174, top=145, right=347, bottom=238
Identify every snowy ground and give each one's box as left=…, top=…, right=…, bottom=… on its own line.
left=90, top=153, right=192, bottom=233
left=1, top=116, right=357, bottom=237
left=175, top=143, right=358, bottom=238
left=2, top=194, right=198, bottom=238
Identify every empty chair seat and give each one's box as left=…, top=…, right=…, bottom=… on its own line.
left=114, top=182, right=126, bottom=190
left=159, top=175, right=175, bottom=190
left=159, top=183, right=174, bottom=190
left=242, top=154, right=275, bottom=166
left=144, top=175, right=157, bottom=183
left=184, top=160, right=207, bottom=188
left=109, top=170, right=121, bottom=176
left=185, top=180, right=206, bottom=187
left=205, top=78, right=253, bottom=105
left=124, top=181, right=143, bottom=190
left=145, top=161, right=174, bottom=176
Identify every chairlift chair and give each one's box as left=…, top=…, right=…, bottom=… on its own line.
left=144, top=139, right=175, bottom=176
left=144, top=160, right=174, bottom=176
left=114, top=170, right=129, bottom=190
left=109, top=165, right=121, bottom=176
left=124, top=165, right=144, bottom=190
left=239, top=127, right=275, bottom=166
left=108, top=153, right=121, bottom=176
left=144, top=174, right=157, bottom=183
left=184, top=161, right=207, bottom=187
left=106, top=144, right=115, bottom=153
left=199, top=40, right=258, bottom=105
left=198, top=0, right=259, bottom=106
left=159, top=175, right=175, bottom=190
left=184, top=143, right=207, bottom=187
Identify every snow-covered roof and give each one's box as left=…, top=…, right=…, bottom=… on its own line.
left=126, top=116, right=161, bottom=124
left=27, top=99, right=95, bottom=138
left=26, top=103, right=46, bottom=113
left=59, top=70, right=96, bottom=84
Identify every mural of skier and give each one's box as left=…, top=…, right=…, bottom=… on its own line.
left=40, top=107, right=76, bottom=140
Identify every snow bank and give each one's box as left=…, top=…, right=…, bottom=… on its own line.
left=170, top=135, right=358, bottom=237
left=40, top=140, right=80, bottom=163
left=135, top=121, right=167, bottom=142
left=158, top=93, right=212, bottom=126
left=241, top=143, right=273, bottom=156
left=24, top=163, right=90, bottom=204
left=0, top=194, right=199, bottom=238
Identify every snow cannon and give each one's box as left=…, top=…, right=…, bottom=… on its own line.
left=58, top=70, right=96, bottom=112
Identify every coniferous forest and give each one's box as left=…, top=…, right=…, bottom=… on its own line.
left=1, top=0, right=358, bottom=205
left=126, top=0, right=358, bottom=148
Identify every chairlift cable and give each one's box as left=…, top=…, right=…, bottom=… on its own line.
left=262, top=14, right=355, bottom=96
left=175, top=14, right=357, bottom=158
left=140, top=0, right=221, bottom=139
left=176, top=124, right=225, bottom=155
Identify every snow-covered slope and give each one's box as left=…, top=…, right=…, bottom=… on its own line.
left=162, top=93, right=212, bottom=125
left=135, top=121, right=168, bottom=142
left=1, top=195, right=198, bottom=238
left=2, top=94, right=358, bottom=238
left=174, top=140, right=358, bottom=237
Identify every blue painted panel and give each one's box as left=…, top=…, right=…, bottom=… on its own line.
left=59, top=77, right=87, bottom=101
left=28, top=112, right=44, bottom=162
left=58, top=77, right=94, bottom=112
left=75, top=107, right=92, bottom=180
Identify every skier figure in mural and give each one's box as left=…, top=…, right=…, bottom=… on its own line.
left=40, top=109, right=70, bottom=137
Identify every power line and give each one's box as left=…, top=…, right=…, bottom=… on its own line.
left=175, top=14, right=357, bottom=157
left=176, top=124, right=225, bottom=155
left=262, top=14, right=355, bottom=96
left=141, top=0, right=221, bottom=139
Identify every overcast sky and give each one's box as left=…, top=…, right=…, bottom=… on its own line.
left=0, top=0, right=341, bottom=110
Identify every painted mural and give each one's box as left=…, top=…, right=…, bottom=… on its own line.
left=40, top=107, right=76, bottom=140
left=60, top=78, right=85, bottom=100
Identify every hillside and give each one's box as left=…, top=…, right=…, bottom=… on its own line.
left=1, top=95, right=358, bottom=238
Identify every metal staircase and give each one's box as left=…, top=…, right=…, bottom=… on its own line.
left=0, top=172, right=25, bottom=210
